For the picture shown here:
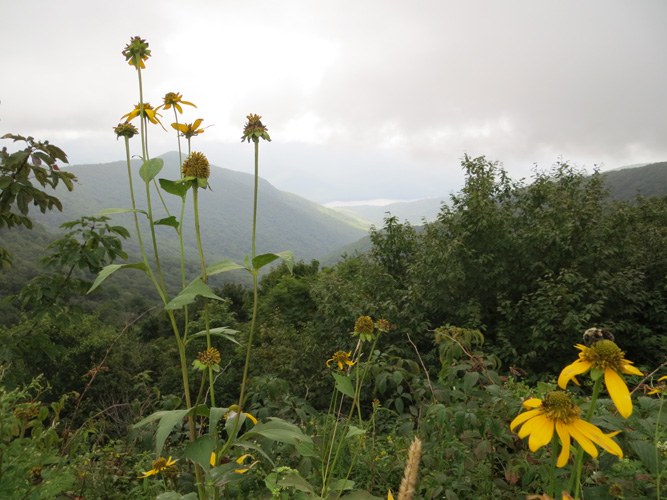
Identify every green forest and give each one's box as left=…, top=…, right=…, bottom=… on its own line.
left=1, top=36, right=667, bottom=500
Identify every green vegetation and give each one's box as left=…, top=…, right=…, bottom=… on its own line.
left=2, top=36, right=667, bottom=500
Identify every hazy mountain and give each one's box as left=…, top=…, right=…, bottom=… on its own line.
left=28, top=152, right=368, bottom=265
left=600, top=161, right=667, bottom=202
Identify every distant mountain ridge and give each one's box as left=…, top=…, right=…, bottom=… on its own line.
left=29, top=152, right=368, bottom=265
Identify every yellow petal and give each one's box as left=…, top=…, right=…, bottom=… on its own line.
left=388, top=490, right=394, bottom=500
left=192, top=118, right=204, bottom=129
left=620, top=362, right=643, bottom=377
left=605, top=368, right=632, bottom=418
left=522, top=398, right=543, bottom=409
left=658, top=375, right=667, bottom=382
left=558, top=359, right=592, bottom=389
left=210, top=452, right=216, bottom=467
left=568, top=420, right=599, bottom=458
left=181, top=99, right=197, bottom=108
left=244, top=412, right=258, bottom=424
left=527, top=415, right=554, bottom=452
left=518, top=413, right=549, bottom=442
left=555, top=421, right=571, bottom=467
left=575, top=419, right=623, bottom=458
left=175, top=103, right=183, bottom=114
left=510, top=409, right=542, bottom=432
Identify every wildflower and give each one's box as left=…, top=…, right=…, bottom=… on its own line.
left=181, top=151, right=210, bottom=180
left=122, top=36, right=151, bottom=69
left=510, top=391, right=623, bottom=467
left=353, top=316, right=374, bottom=341
left=376, top=318, right=391, bottom=333
left=197, top=347, right=221, bottom=366
left=138, top=456, right=178, bottom=478
left=647, top=375, right=667, bottom=395
left=526, top=493, right=577, bottom=500
left=172, top=119, right=206, bottom=139
left=388, top=491, right=394, bottom=500
left=241, top=113, right=271, bottom=143
left=558, top=340, right=643, bottom=418
left=121, top=103, right=166, bottom=130
left=160, top=92, right=196, bottom=114
left=113, top=122, right=138, bottom=140
left=326, top=351, right=356, bottom=371
left=225, top=404, right=258, bottom=425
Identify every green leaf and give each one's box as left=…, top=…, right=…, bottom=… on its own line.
left=276, top=472, right=317, bottom=494
left=339, top=492, right=384, bottom=500
left=159, top=178, right=187, bottom=198
left=332, top=372, right=355, bottom=398
left=209, top=407, right=227, bottom=438
left=241, top=417, right=313, bottom=446
left=165, top=278, right=224, bottom=310
left=186, top=327, right=239, bottom=345
left=463, top=372, right=480, bottom=393
left=630, top=439, right=661, bottom=474
left=87, top=263, right=149, bottom=294
left=251, top=251, right=295, bottom=272
left=184, top=435, right=215, bottom=470
left=345, top=425, right=366, bottom=440
left=206, top=259, right=245, bottom=276
left=139, top=158, right=164, bottom=182
left=133, top=408, right=193, bottom=457
left=590, top=367, right=604, bottom=381
left=97, top=207, right=148, bottom=216
left=329, top=479, right=355, bottom=491
left=154, top=216, right=180, bottom=230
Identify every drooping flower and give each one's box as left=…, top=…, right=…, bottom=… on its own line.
left=113, top=122, right=139, bottom=140
left=122, top=36, right=151, bottom=69
left=121, top=103, right=166, bottom=130
left=172, top=119, right=206, bottom=139
left=647, top=375, right=667, bottom=395
left=209, top=452, right=257, bottom=472
left=225, top=404, right=258, bottom=425
left=241, top=113, right=271, bottom=143
left=558, top=340, right=643, bottom=418
left=326, top=351, right=357, bottom=371
left=181, top=151, right=210, bottom=180
left=138, top=456, right=178, bottom=478
left=510, top=391, right=623, bottom=467
left=160, top=92, right=196, bottom=114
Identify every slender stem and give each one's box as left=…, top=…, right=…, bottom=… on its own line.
left=548, top=431, right=559, bottom=498
left=655, top=394, right=665, bottom=500
left=570, top=377, right=603, bottom=498
left=237, top=138, right=260, bottom=413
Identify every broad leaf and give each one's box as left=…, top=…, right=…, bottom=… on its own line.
left=154, top=216, right=179, bottom=230
left=333, top=372, right=355, bottom=398
left=206, top=259, right=244, bottom=276
left=252, top=251, right=295, bottom=273
left=184, top=435, right=215, bottom=470
left=159, top=178, right=187, bottom=198
left=241, top=417, right=313, bottom=446
left=165, top=278, right=224, bottom=310
left=186, top=327, right=239, bottom=345
left=88, top=263, right=149, bottom=294
left=133, top=408, right=193, bottom=457
left=97, top=207, right=147, bottom=216
left=209, top=407, right=227, bottom=438
left=139, top=158, right=164, bottom=182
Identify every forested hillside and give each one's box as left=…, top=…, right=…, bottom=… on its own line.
left=2, top=149, right=667, bottom=498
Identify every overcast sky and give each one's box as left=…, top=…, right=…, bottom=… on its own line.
left=2, top=1, right=666, bottom=204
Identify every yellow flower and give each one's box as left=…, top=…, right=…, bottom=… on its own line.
left=138, top=456, right=178, bottom=478
left=122, top=36, right=151, bottom=69
left=388, top=491, right=394, bottom=500
left=225, top=404, right=258, bottom=425
left=209, top=452, right=259, bottom=473
left=160, top=92, right=196, bottom=114
left=326, top=351, right=357, bottom=371
left=172, top=119, right=206, bottom=139
left=647, top=375, right=667, bottom=395
left=526, top=493, right=577, bottom=500
left=510, top=391, right=623, bottom=468
left=558, top=340, right=643, bottom=418
left=121, top=103, right=167, bottom=131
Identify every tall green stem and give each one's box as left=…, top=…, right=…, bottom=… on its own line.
left=570, top=377, right=603, bottom=498
left=655, top=394, right=665, bottom=500
left=237, top=139, right=260, bottom=413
